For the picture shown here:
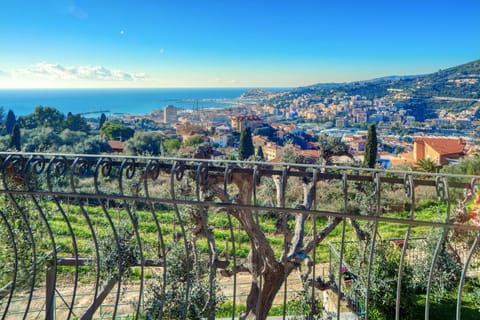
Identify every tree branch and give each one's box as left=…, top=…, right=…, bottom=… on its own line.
left=304, top=217, right=343, bottom=254
left=220, top=263, right=251, bottom=277
left=349, top=218, right=371, bottom=242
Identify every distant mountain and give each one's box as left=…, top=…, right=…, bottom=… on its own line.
left=296, top=59, right=480, bottom=101
left=410, top=59, right=480, bottom=99
left=358, top=74, right=421, bottom=83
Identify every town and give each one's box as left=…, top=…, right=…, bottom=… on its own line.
left=101, top=83, right=478, bottom=170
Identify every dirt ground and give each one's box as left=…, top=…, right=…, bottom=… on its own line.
left=1, top=263, right=333, bottom=319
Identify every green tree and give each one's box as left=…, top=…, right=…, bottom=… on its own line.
left=144, top=242, right=221, bottom=319
left=63, top=112, right=90, bottom=133
left=364, top=124, right=378, bottom=168
left=22, top=127, right=62, bottom=152
left=254, top=125, right=276, bottom=139
left=416, top=158, right=440, bottom=173
left=74, top=135, right=111, bottom=154
left=238, top=127, right=254, bottom=160
left=5, top=109, right=16, bottom=135
left=317, top=134, right=352, bottom=165
left=163, top=138, right=182, bottom=154
left=257, top=145, right=265, bottom=160
left=32, top=106, right=65, bottom=130
left=281, top=143, right=300, bottom=163
left=183, top=134, right=203, bottom=147
left=9, top=123, right=21, bottom=150
left=124, top=131, right=163, bottom=156
left=99, top=113, right=107, bottom=130
left=100, top=121, right=135, bottom=141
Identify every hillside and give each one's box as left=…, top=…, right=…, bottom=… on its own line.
left=296, top=59, right=480, bottom=100
left=276, top=59, right=480, bottom=118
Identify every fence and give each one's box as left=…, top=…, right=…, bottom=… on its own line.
left=0, top=152, right=479, bottom=320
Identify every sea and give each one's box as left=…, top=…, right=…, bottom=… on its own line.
left=0, top=88, right=286, bottom=117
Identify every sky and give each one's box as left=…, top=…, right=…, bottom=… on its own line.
left=0, top=0, right=479, bottom=88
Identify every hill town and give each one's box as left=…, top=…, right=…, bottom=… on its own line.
left=96, top=60, right=480, bottom=170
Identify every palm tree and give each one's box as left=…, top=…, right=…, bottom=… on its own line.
left=416, top=158, right=440, bottom=173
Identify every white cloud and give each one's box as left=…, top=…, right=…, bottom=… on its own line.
left=13, top=62, right=147, bottom=82
left=0, top=70, right=8, bottom=77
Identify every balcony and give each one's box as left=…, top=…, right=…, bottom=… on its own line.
left=0, top=152, right=479, bottom=319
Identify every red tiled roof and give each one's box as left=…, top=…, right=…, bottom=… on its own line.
left=299, top=150, right=320, bottom=158
left=414, top=137, right=466, bottom=155
left=108, top=140, right=124, bottom=151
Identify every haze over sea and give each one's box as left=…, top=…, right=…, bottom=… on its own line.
left=0, top=88, right=285, bottom=117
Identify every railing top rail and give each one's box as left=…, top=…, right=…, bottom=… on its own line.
left=1, top=151, right=479, bottom=180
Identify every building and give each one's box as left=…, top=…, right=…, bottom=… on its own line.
left=164, top=105, right=177, bottom=124
left=263, top=142, right=283, bottom=161
left=230, top=115, right=263, bottom=132
left=413, top=137, right=466, bottom=165
left=108, top=140, right=124, bottom=153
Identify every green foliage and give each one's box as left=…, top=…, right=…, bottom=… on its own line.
left=281, top=143, right=300, bottom=163
left=256, top=145, right=265, bottom=160
left=0, top=200, right=49, bottom=299
left=125, top=131, right=164, bottom=156
left=99, top=113, right=107, bottom=129
left=97, top=224, right=139, bottom=280
left=410, top=232, right=462, bottom=300
left=317, top=134, right=352, bottom=165
left=183, top=134, right=203, bottom=147
left=5, top=109, right=16, bottom=135
left=9, top=123, right=21, bottom=150
left=416, top=158, right=440, bottom=173
left=162, top=138, right=182, bottom=154
left=63, top=112, right=90, bottom=133
left=442, top=154, right=480, bottom=176
left=18, top=106, right=66, bottom=131
left=253, top=125, right=276, bottom=139
left=67, top=135, right=111, bottom=154
left=364, top=124, right=378, bottom=168
left=100, top=121, right=135, bottom=141
left=144, top=242, right=222, bottom=319
left=238, top=127, right=254, bottom=160
left=17, top=127, right=110, bottom=153
left=22, top=127, right=62, bottom=152
left=287, top=280, right=323, bottom=319
left=347, top=241, right=418, bottom=320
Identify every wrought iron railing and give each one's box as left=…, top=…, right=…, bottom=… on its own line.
left=0, top=152, right=479, bottom=320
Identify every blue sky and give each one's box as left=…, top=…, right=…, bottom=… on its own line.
left=0, top=0, right=479, bottom=88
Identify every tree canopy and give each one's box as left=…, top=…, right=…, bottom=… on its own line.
left=5, top=110, right=16, bottom=135
left=125, top=131, right=164, bottom=156
left=238, top=127, right=254, bottom=160
left=364, top=124, right=378, bottom=168
left=100, top=121, right=135, bottom=141
left=31, top=106, right=65, bottom=130
left=9, top=124, right=21, bottom=151
left=317, top=134, right=352, bottom=165
left=183, top=134, right=204, bottom=147
left=63, top=112, right=91, bottom=133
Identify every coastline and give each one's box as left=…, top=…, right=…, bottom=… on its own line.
left=0, top=87, right=287, bottom=116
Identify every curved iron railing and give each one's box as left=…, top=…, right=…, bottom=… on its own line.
left=0, top=152, right=479, bottom=320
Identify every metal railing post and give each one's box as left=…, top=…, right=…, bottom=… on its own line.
left=45, top=263, right=55, bottom=320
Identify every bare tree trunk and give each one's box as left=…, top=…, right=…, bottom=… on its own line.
left=240, top=263, right=288, bottom=320
left=208, top=170, right=343, bottom=320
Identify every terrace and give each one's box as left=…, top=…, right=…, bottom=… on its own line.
left=0, top=152, right=479, bottom=319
